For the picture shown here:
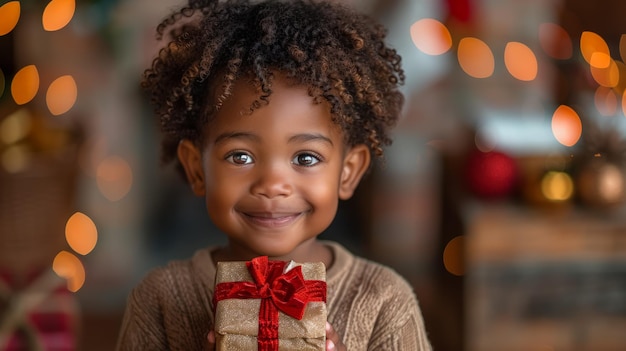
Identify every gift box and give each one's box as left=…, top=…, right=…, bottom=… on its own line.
left=213, top=256, right=327, bottom=351
left=0, top=269, right=79, bottom=351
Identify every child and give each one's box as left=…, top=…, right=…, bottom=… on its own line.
left=116, top=0, right=432, bottom=350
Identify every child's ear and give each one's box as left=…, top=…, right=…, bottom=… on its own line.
left=177, top=139, right=206, bottom=196
left=338, top=144, right=371, bottom=200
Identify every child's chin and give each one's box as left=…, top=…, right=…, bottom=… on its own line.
left=248, top=245, right=299, bottom=260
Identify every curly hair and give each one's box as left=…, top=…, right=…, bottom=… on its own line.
left=142, top=0, right=405, bottom=175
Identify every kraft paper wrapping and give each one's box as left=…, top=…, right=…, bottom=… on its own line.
left=214, top=260, right=327, bottom=351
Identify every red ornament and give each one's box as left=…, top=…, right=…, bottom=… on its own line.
left=444, top=0, right=473, bottom=24
left=465, top=150, right=518, bottom=199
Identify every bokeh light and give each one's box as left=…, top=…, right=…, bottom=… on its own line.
left=0, top=1, right=20, bottom=36
left=551, top=105, right=582, bottom=147
left=410, top=18, right=452, bottom=55
left=42, top=0, right=75, bottom=32
left=1, top=144, right=30, bottom=173
left=457, top=37, right=494, bottom=78
left=541, top=171, right=574, bottom=202
left=504, top=41, right=538, bottom=81
left=590, top=55, right=619, bottom=88
left=11, top=65, right=40, bottom=105
left=596, top=164, right=625, bottom=204
left=589, top=51, right=611, bottom=69
left=52, top=250, right=85, bottom=292
left=474, top=127, right=496, bottom=153
left=443, top=235, right=464, bottom=276
left=0, top=108, right=32, bottom=144
left=538, top=23, right=572, bottom=60
left=616, top=61, right=626, bottom=93
left=594, top=86, right=618, bottom=116
left=580, top=31, right=610, bottom=65
left=96, top=155, right=133, bottom=201
left=65, top=212, right=98, bottom=256
left=46, top=75, right=77, bottom=116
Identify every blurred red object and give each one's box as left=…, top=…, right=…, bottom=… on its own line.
left=465, top=149, right=518, bottom=199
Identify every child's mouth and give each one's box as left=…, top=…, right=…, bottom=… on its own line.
left=240, top=212, right=302, bottom=228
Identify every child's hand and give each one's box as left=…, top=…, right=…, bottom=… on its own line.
left=326, top=322, right=347, bottom=351
left=206, top=330, right=216, bottom=350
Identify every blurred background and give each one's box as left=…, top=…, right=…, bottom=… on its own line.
left=1, top=0, right=626, bottom=350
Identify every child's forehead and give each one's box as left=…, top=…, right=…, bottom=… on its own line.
left=206, top=70, right=321, bottom=112
left=202, top=73, right=346, bottom=139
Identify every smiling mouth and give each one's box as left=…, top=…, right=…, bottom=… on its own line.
left=240, top=212, right=303, bottom=228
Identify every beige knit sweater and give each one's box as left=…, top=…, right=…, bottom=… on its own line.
left=116, top=241, right=432, bottom=350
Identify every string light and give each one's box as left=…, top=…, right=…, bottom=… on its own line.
left=410, top=18, right=452, bottom=55
left=504, top=42, right=538, bottom=81
left=65, top=212, right=98, bottom=256
left=551, top=105, right=582, bottom=147
left=0, top=1, right=20, bottom=36
left=46, top=75, right=78, bottom=116
left=11, top=65, right=40, bottom=105
left=42, top=0, right=76, bottom=32
left=457, top=37, right=494, bottom=78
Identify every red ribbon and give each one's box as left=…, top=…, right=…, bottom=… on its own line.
left=214, top=256, right=327, bottom=351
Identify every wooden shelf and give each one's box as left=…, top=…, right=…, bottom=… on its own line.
left=464, top=205, right=626, bottom=351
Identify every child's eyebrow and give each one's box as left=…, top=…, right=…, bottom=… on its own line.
left=213, top=132, right=260, bottom=144
left=213, top=132, right=333, bottom=146
left=288, top=133, right=334, bottom=146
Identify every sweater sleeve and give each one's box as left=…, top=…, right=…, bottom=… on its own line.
left=369, top=293, right=432, bottom=351
left=366, top=267, right=432, bottom=351
left=115, top=261, right=213, bottom=351
left=116, top=269, right=169, bottom=351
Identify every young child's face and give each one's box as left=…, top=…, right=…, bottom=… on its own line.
left=178, top=74, right=370, bottom=260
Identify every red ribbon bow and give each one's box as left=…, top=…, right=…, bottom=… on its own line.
left=214, top=256, right=327, bottom=351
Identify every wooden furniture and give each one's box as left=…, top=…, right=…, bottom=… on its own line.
left=465, top=205, right=626, bottom=351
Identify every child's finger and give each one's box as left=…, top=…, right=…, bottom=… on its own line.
left=206, top=330, right=216, bottom=351
left=325, top=322, right=347, bottom=351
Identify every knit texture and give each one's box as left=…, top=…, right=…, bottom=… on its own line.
left=116, top=241, right=432, bottom=350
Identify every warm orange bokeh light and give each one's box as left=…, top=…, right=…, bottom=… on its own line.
left=0, top=1, right=20, bottom=36
left=551, top=105, right=582, bottom=147
left=410, top=18, right=452, bottom=55
left=11, top=65, right=40, bottom=105
left=541, top=171, right=574, bottom=202
left=52, top=250, right=86, bottom=292
left=580, top=31, right=610, bottom=65
left=538, top=23, right=572, bottom=60
left=616, top=61, right=626, bottom=93
left=46, top=75, right=78, bottom=116
left=457, top=37, right=494, bottom=78
left=589, top=51, right=611, bottom=69
left=590, top=56, right=619, bottom=88
left=594, top=86, right=618, bottom=116
left=42, top=0, right=75, bottom=31
left=96, top=156, right=133, bottom=201
left=504, top=42, right=538, bottom=81
left=65, top=212, right=98, bottom=256
left=443, top=236, right=464, bottom=276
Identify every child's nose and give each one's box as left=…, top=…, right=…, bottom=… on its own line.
left=250, top=165, right=293, bottom=198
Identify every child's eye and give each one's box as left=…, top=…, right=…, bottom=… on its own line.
left=226, top=152, right=254, bottom=165
left=292, top=153, right=321, bottom=166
